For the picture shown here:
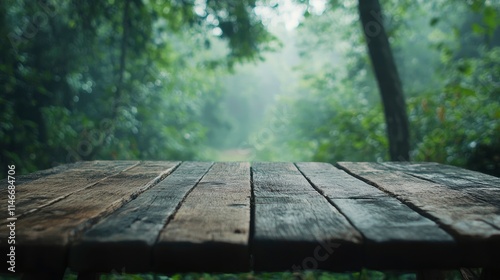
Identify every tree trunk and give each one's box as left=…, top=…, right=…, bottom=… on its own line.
left=358, top=0, right=410, bottom=161
left=113, top=0, right=131, bottom=120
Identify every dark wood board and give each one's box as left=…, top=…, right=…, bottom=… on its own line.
left=16, top=161, right=84, bottom=186
left=252, top=162, right=363, bottom=272
left=153, top=162, right=251, bottom=273
left=4, top=160, right=499, bottom=273
left=69, top=161, right=212, bottom=272
left=337, top=161, right=500, bottom=267
left=0, top=161, right=179, bottom=273
left=295, top=162, right=387, bottom=199
left=332, top=198, right=458, bottom=269
left=380, top=162, right=500, bottom=207
left=0, top=160, right=139, bottom=222
left=381, top=161, right=500, bottom=189
left=296, top=162, right=458, bottom=269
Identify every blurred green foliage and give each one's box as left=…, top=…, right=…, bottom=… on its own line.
left=1, top=0, right=499, bottom=178
left=0, top=0, right=276, bottom=176
left=254, top=0, right=500, bottom=177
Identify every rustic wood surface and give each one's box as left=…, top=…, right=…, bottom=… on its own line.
left=295, top=162, right=386, bottom=199
left=337, top=161, right=500, bottom=268
left=380, top=161, right=500, bottom=189
left=1, top=160, right=498, bottom=275
left=1, top=161, right=179, bottom=272
left=70, top=161, right=211, bottom=272
left=15, top=161, right=85, bottom=186
left=0, top=161, right=139, bottom=222
left=380, top=162, right=500, bottom=208
left=296, top=162, right=458, bottom=269
left=252, top=162, right=363, bottom=271
left=153, top=162, right=252, bottom=273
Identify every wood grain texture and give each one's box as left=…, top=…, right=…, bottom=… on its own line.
left=0, top=160, right=139, bottom=222
left=381, top=161, right=500, bottom=189
left=295, top=162, right=386, bottom=199
left=252, top=162, right=363, bottom=272
left=296, top=162, right=457, bottom=269
left=153, top=162, right=251, bottom=273
left=15, top=161, right=84, bottom=186
left=1, top=161, right=179, bottom=273
left=70, top=161, right=212, bottom=272
left=337, top=162, right=500, bottom=267
left=380, top=162, right=500, bottom=207
left=5, top=160, right=500, bottom=273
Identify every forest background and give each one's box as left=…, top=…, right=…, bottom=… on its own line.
left=1, top=0, right=499, bottom=178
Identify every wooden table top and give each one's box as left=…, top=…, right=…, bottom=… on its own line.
left=1, top=161, right=499, bottom=274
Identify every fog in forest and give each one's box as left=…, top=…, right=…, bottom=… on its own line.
left=1, top=0, right=499, bottom=177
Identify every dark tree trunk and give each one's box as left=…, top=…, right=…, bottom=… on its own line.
left=358, top=0, right=410, bottom=161
left=113, top=0, right=131, bottom=120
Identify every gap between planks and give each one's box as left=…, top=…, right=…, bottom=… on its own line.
left=336, top=162, right=500, bottom=268
left=295, top=162, right=457, bottom=269
left=153, top=162, right=252, bottom=273
left=1, top=161, right=180, bottom=273
left=251, top=162, right=363, bottom=272
left=70, top=161, right=213, bottom=273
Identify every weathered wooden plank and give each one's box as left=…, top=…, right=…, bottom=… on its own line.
left=70, top=161, right=213, bottom=272
left=1, top=161, right=179, bottom=273
left=381, top=161, right=500, bottom=189
left=381, top=162, right=500, bottom=207
left=337, top=162, right=500, bottom=267
left=16, top=161, right=84, bottom=186
left=153, top=162, right=251, bottom=273
left=296, top=162, right=458, bottom=269
left=252, top=162, right=363, bottom=272
left=0, top=160, right=139, bottom=221
left=295, top=162, right=386, bottom=199
left=332, top=199, right=458, bottom=269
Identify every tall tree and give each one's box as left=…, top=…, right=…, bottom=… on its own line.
left=0, top=0, right=277, bottom=175
left=358, top=0, right=410, bottom=161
